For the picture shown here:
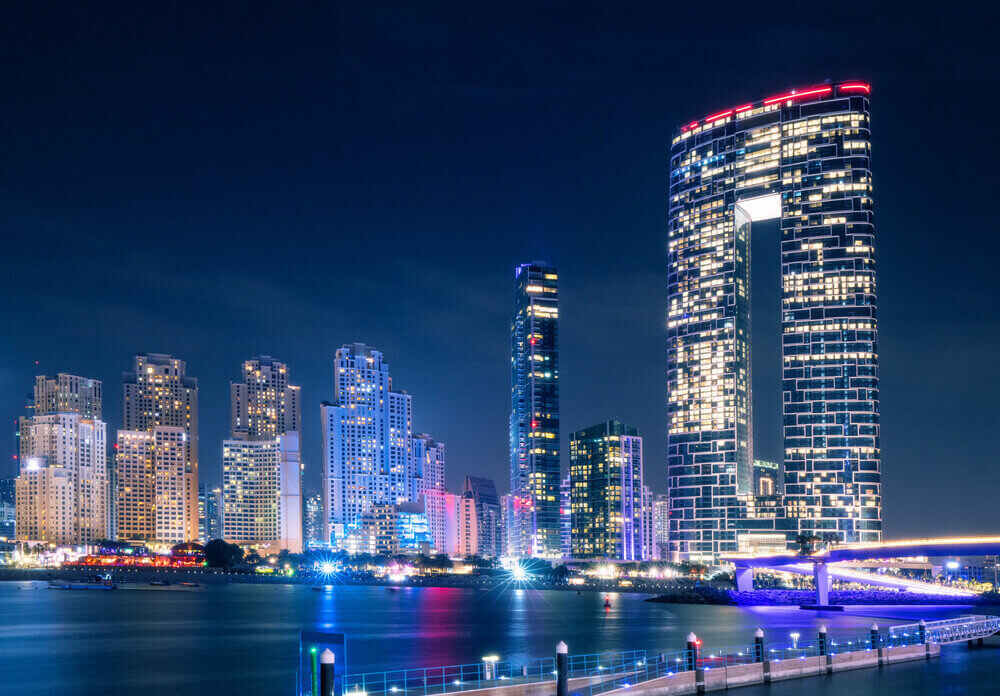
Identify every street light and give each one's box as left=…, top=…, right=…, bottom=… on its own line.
left=790, top=632, right=800, bottom=649
left=482, top=654, right=500, bottom=680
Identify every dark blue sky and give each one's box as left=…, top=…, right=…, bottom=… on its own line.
left=2, top=2, right=998, bottom=538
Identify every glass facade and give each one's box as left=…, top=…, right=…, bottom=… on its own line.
left=509, top=262, right=561, bottom=558
left=569, top=420, right=645, bottom=561
left=667, top=81, right=880, bottom=561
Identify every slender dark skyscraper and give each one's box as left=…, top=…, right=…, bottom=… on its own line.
left=667, top=81, right=880, bottom=562
left=509, top=262, right=561, bottom=558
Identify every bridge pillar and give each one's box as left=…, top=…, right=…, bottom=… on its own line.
left=735, top=566, right=754, bottom=592
left=813, top=562, right=830, bottom=606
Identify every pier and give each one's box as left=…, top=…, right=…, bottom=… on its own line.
left=325, top=615, right=998, bottom=696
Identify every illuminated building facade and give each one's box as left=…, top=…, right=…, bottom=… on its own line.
left=653, top=494, right=670, bottom=558
left=569, top=420, right=645, bottom=561
left=122, top=354, right=199, bottom=541
left=16, top=374, right=108, bottom=544
left=668, top=81, right=880, bottom=561
left=442, top=492, right=478, bottom=556
left=509, top=262, right=561, bottom=558
left=115, top=427, right=187, bottom=543
left=411, top=433, right=447, bottom=551
left=321, top=344, right=415, bottom=548
left=230, top=356, right=301, bottom=441
left=33, top=374, right=102, bottom=420
left=463, top=476, right=502, bottom=558
left=304, top=493, right=323, bottom=548
left=223, top=356, right=303, bottom=552
left=222, top=434, right=302, bottom=552
left=753, top=459, right=780, bottom=497
left=17, top=413, right=108, bottom=544
left=198, top=484, right=223, bottom=542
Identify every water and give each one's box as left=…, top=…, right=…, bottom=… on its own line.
left=1, top=581, right=995, bottom=695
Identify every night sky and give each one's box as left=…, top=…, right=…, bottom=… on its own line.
left=2, top=3, right=998, bottom=539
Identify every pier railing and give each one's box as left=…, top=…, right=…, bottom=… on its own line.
left=341, top=616, right=998, bottom=696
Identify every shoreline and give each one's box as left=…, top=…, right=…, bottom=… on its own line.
left=0, top=566, right=708, bottom=594
left=4, top=568, right=995, bottom=608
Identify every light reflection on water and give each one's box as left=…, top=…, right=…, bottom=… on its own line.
left=0, top=582, right=994, bottom=696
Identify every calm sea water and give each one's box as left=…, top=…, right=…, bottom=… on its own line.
left=1, top=581, right=996, bottom=695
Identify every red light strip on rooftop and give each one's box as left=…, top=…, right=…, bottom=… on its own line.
left=704, top=109, right=733, bottom=122
left=763, top=86, right=832, bottom=105
left=681, top=83, right=866, bottom=134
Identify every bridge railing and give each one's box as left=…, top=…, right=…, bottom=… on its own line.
left=888, top=615, right=1000, bottom=644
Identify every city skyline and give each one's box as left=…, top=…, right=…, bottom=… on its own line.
left=3, top=4, right=1000, bottom=541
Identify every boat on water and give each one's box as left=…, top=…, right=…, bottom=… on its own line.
left=48, top=576, right=116, bottom=591
left=149, top=579, right=170, bottom=586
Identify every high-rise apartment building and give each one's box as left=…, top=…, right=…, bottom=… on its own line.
left=463, top=476, right=502, bottom=558
left=753, top=459, right=780, bottom=497
left=17, top=413, right=108, bottom=544
left=641, top=485, right=655, bottom=560
left=0, top=478, right=15, bottom=539
left=16, top=374, right=108, bottom=545
left=321, top=344, right=416, bottom=548
left=115, top=427, right=187, bottom=543
left=667, top=81, right=880, bottom=561
left=222, top=357, right=303, bottom=552
left=412, top=434, right=447, bottom=551
left=222, top=434, right=301, bottom=551
left=198, top=484, right=223, bottom=542
left=509, top=262, right=561, bottom=558
left=121, top=354, right=199, bottom=542
left=568, top=420, right=645, bottom=561
left=33, top=374, right=102, bottom=420
left=304, top=493, right=323, bottom=548
left=230, top=356, right=301, bottom=441
left=653, top=494, right=670, bottom=558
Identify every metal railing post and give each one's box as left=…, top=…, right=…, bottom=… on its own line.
left=556, top=642, right=568, bottom=696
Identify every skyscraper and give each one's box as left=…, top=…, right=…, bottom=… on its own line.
left=115, top=427, right=187, bottom=543
left=304, top=492, right=323, bottom=549
left=230, top=356, right=301, bottom=441
left=463, top=476, right=502, bottom=558
left=121, top=354, right=199, bottom=542
left=568, top=420, right=645, bottom=561
left=667, top=81, right=880, bottom=561
left=509, top=262, right=561, bottom=558
left=16, top=374, right=108, bottom=544
left=412, top=434, right=447, bottom=552
left=33, top=374, right=102, bottom=420
left=199, top=484, right=223, bottom=542
left=653, top=494, right=670, bottom=559
left=222, top=356, right=303, bottom=552
left=321, top=344, right=415, bottom=548
left=222, top=434, right=302, bottom=551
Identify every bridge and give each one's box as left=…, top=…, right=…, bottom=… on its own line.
left=889, top=615, right=1000, bottom=644
left=721, top=536, right=1000, bottom=606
